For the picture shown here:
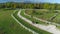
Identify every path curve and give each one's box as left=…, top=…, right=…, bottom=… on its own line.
left=18, top=9, right=60, bottom=34
left=24, top=10, right=60, bottom=26
left=11, top=10, right=38, bottom=34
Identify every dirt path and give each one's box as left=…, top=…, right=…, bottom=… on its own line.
left=18, top=9, right=60, bottom=34
left=11, top=10, right=38, bottom=34
left=24, top=11, right=60, bottom=26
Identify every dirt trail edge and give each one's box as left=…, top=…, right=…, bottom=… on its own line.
left=18, top=9, right=60, bottom=34
left=11, top=10, right=38, bottom=34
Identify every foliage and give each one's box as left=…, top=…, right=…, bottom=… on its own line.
left=0, top=2, right=60, bottom=9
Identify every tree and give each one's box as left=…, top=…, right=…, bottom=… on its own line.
left=43, top=3, right=49, bottom=9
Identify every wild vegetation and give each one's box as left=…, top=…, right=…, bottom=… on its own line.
left=25, top=9, right=60, bottom=24
left=20, top=10, right=48, bottom=25
left=0, top=2, right=60, bottom=9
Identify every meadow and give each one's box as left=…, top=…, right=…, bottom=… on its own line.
left=0, top=9, right=32, bottom=34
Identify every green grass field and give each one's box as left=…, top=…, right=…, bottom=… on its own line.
left=13, top=9, right=51, bottom=34
left=0, top=9, right=32, bottom=34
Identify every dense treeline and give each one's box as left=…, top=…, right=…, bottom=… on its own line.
left=0, top=2, right=60, bottom=10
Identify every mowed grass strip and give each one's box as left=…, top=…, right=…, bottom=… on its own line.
left=0, top=9, right=32, bottom=34
left=13, top=10, right=51, bottom=34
